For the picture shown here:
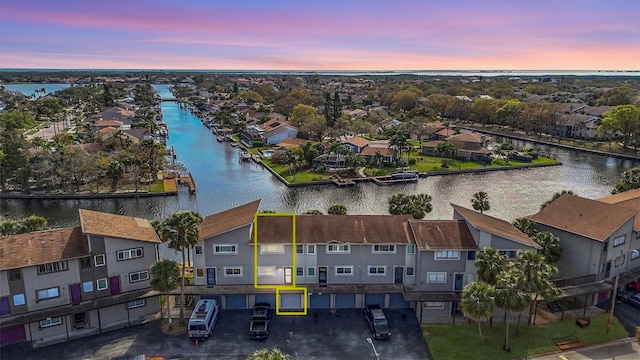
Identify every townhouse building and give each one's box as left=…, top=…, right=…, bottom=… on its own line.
left=0, top=210, right=161, bottom=347
left=188, top=199, right=538, bottom=323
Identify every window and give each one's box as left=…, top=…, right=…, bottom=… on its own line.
left=406, top=267, right=414, bottom=276
left=94, top=254, right=106, bottom=266
left=258, top=266, right=276, bottom=276
left=307, top=267, right=315, bottom=277
left=196, top=268, right=204, bottom=278
left=129, top=270, right=149, bottom=283
left=36, top=287, right=60, bottom=301
left=80, top=257, right=91, bottom=269
left=224, top=267, right=243, bottom=276
left=603, top=241, right=609, bottom=252
left=425, top=302, right=444, bottom=309
left=97, top=278, right=108, bottom=291
left=631, top=249, right=640, bottom=261
left=13, top=294, right=25, bottom=306
left=498, top=250, right=518, bottom=259
left=260, top=244, right=284, bottom=253
left=8, top=270, right=21, bottom=282
left=195, top=245, right=203, bottom=255
left=307, top=245, right=315, bottom=254
left=296, top=245, right=303, bottom=254
left=335, top=266, right=353, bottom=275
left=214, top=244, right=237, bottom=254
left=117, top=248, right=143, bottom=261
left=82, top=281, right=93, bottom=293
left=427, top=272, right=446, bottom=283
left=127, top=299, right=146, bottom=309
left=435, top=251, right=459, bottom=260
left=373, top=245, right=396, bottom=253
left=40, top=317, right=62, bottom=328
left=38, top=261, right=68, bottom=274
left=297, top=267, right=304, bottom=276
left=467, top=251, right=476, bottom=260
left=613, top=235, right=626, bottom=247
left=368, top=266, right=386, bottom=275
left=327, top=244, right=350, bottom=253
left=406, top=244, right=415, bottom=254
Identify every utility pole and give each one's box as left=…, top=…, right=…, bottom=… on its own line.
left=607, top=249, right=624, bottom=334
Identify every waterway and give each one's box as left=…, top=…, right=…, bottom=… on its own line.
left=0, top=85, right=635, bottom=230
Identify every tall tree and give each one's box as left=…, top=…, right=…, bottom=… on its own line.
left=461, top=282, right=495, bottom=345
left=475, top=248, right=505, bottom=285
left=533, top=232, right=562, bottom=264
left=514, top=251, right=559, bottom=325
left=388, top=193, right=433, bottom=219
left=512, top=218, right=537, bottom=237
left=152, top=211, right=204, bottom=324
left=106, top=160, right=125, bottom=191
left=599, top=105, right=640, bottom=149
left=612, top=167, right=640, bottom=194
left=494, top=265, right=531, bottom=351
left=471, top=191, right=491, bottom=214
left=150, top=259, right=180, bottom=326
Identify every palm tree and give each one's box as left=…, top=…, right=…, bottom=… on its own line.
left=152, top=211, right=204, bottom=324
left=514, top=251, right=559, bottom=325
left=388, top=130, right=408, bottom=165
left=247, top=348, right=292, bottom=360
left=18, top=215, right=48, bottom=233
left=388, top=193, right=433, bottom=219
left=512, top=217, right=537, bottom=237
left=533, top=231, right=562, bottom=264
left=106, top=160, right=125, bottom=191
left=471, top=191, right=490, bottom=214
left=150, top=259, right=180, bottom=326
left=327, top=203, right=347, bottom=215
left=461, top=282, right=495, bottom=345
left=494, top=265, right=531, bottom=351
left=0, top=221, right=19, bottom=236
left=475, top=248, right=505, bottom=285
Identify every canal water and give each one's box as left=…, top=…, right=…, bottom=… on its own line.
left=0, top=85, right=634, bottom=230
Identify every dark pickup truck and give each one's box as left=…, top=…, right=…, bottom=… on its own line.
left=249, top=303, right=272, bottom=340
left=364, top=304, right=391, bottom=340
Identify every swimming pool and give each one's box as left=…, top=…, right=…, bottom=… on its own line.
left=262, top=149, right=274, bottom=158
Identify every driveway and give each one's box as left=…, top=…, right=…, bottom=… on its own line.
left=1, top=309, right=432, bottom=360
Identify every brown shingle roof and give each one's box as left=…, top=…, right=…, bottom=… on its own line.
left=200, top=200, right=261, bottom=239
left=253, top=214, right=414, bottom=244
left=409, top=220, right=477, bottom=250
left=341, top=136, right=370, bottom=148
left=79, top=209, right=160, bottom=243
left=597, top=190, right=640, bottom=231
left=451, top=204, right=540, bottom=249
left=0, top=227, right=88, bottom=270
left=528, top=194, right=637, bottom=242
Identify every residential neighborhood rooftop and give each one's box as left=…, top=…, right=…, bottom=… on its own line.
left=409, top=220, right=477, bottom=250
left=78, top=209, right=160, bottom=243
left=200, top=199, right=261, bottom=239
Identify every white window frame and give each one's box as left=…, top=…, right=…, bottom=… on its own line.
left=13, top=294, right=25, bottom=306
left=94, top=254, right=106, bottom=267
left=195, top=268, right=204, bottom=278
left=83, top=281, right=93, bottom=293
left=224, top=266, right=243, bottom=277
left=425, top=302, right=444, bottom=309
left=127, top=299, right=146, bottom=309
left=372, top=244, right=396, bottom=254
left=427, top=272, right=447, bottom=283
left=37, top=261, right=68, bottom=274
left=296, top=244, right=304, bottom=254
left=307, top=267, right=316, bottom=277
left=258, top=266, right=276, bottom=276
left=406, top=244, right=416, bottom=254
left=214, top=244, right=238, bottom=254
left=260, top=244, right=284, bottom=254
left=194, top=245, right=203, bottom=255
left=117, top=247, right=143, bottom=261
left=296, top=267, right=304, bottom=277
left=613, top=235, right=626, bottom=247
left=335, top=266, right=353, bottom=276
left=97, top=278, right=108, bottom=291
left=327, top=244, right=350, bottom=254
left=40, top=317, right=62, bottom=328
left=36, top=287, right=60, bottom=301
left=434, top=250, right=460, bottom=260
left=631, top=249, right=640, bottom=261
left=129, top=270, right=149, bottom=283
left=307, top=245, right=316, bottom=254
left=368, top=266, right=386, bottom=275
left=406, top=267, right=415, bottom=276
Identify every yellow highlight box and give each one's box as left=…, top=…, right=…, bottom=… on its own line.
left=253, top=213, right=307, bottom=315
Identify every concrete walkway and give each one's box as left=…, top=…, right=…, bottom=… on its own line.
left=530, top=337, right=640, bottom=360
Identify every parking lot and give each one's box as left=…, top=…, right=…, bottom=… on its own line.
left=1, top=309, right=432, bottom=360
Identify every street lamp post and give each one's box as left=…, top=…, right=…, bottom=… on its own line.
left=366, top=337, right=380, bottom=360
left=607, top=249, right=625, bottom=334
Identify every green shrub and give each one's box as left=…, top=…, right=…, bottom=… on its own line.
left=251, top=140, right=264, bottom=147
left=499, top=143, right=514, bottom=151
left=493, top=158, right=507, bottom=166
left=408, top=158, right=416, bottom=165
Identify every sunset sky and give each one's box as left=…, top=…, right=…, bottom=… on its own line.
left=1, top=0, right=639, bottom=70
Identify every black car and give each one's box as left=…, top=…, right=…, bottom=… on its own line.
left=249, top=303, right=272, bottom=340
left=364, top=304, right=391, bottom=340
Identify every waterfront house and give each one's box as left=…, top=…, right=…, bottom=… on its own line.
left=0, top=210, right=161, bottom=348
left=340, top=136, right=370, bottom=153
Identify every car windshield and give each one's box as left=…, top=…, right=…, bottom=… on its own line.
left=374, top=318, right=388, bottom=326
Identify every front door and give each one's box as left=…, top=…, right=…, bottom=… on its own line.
left=318, top=267, right=327, bottom=287
left=70, top=283, right=82, bottom=304
left=394, top=266, right=404, bottom=284
left=207, top=267, right=216, bottom=286
left=284, top=267, right=293, bottom=285
left=73, top=312, right=87, bottom=330
left=454, top=273, right=464, bottom=291
left=605, top=261, right=612, bottom=278
left=109, top=276, right=121, bottom=295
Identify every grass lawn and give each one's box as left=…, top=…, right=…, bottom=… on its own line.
left=262, top=159, right=324, bottom=183
left=422, top=314, right=628, bottom=360
left=149, top=179, right=164, bottom=192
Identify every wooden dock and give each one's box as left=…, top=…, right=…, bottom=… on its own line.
left=332, top=178, right=356, bottom=187
left=176, top=172, right=196, bottom=194
left=163, top=171, right=196, bottom=194
left=371, top=176, right=419, bottom=186
left=163, top=178, right=178, bottom=194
